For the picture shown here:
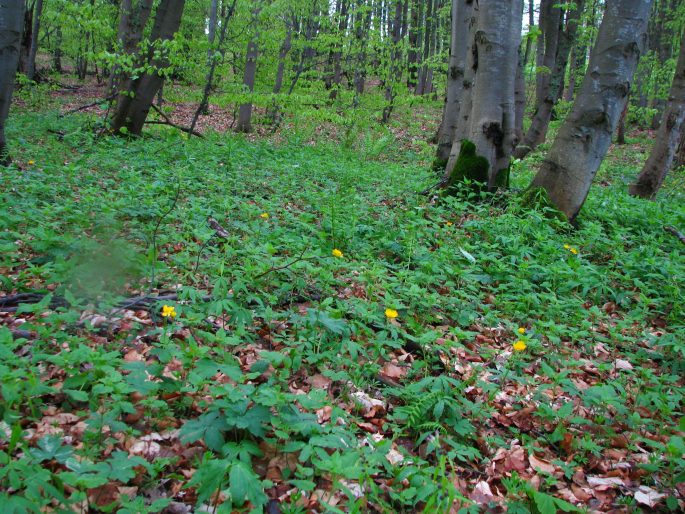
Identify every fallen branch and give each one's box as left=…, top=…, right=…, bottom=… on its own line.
left=148, top=105, right=204, bottom=138
left=664, top=226, right=685, bottom=245
left=253, top=246, right=312, bottom=279
left=61, top=94, right=116, bottom=117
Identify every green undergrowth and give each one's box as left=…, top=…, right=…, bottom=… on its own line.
left=0, top=112, right=684, bottom=513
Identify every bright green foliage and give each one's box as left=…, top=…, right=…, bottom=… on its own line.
left=0, top=110, right=684, bottom=512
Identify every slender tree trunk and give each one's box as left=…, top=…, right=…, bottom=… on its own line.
left=676, top=130, right=685, bottom=168
left=443, top=0, right=523, bottom=190
left=415, top=0, right=433, bottom=95
left=26, top=0, right=42, bottom=80
left=435, top=0, right=472, bottom=163
left=236, top=5, right=261, bottom=133
left=514, top=0, right=584, bottom=158
left=514, top=49, right=526, bottom=142
left=110, top=0, right=185, bottom=136
left=274, top=17, right=293, bottom=95
left=522, top=0, right=534, bottom=66
left=407, top=0, right=421, bottom=89
left=629, top=28, right=685, bottom=198
left=207, top=0, right=218, bottom=59
left=353, top=0, right=372, bottom=97
left=190, top=0, right=238, bottom=135
left=529, top=0, right=651, bottom=222
left=18, top=2, right=31, bottom=73
left=329, top=0, right=349, bottom=98
left=52, top=27, right=62, bottom=72
left=381, top=0, right=404, bottom=122
left=616, top=92, right=630, bottom=144
left=0, top=0, right=25, bottom=165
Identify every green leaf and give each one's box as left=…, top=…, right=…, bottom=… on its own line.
left=64, top=389, right=89, bottom=402
left=229, top=461, right=266, bottom=508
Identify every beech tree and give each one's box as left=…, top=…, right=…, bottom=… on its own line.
left=110, top=0, right=185, bottom=136
left=528, top=0, right=652, bottom=222
left=441, top=0, right=522, bottom=191
left=629, top=28, right=685, bottom=199
left=434, top=0, right=472, bottom=165
left=0, top=0, right=25, bottom=165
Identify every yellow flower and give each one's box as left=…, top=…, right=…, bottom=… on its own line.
left=332, top=248, right=343, bottom=258
left=161, top=305, right=177, bottom=318
left=260, top=212, right=269, bottom=219
left=445, top=221, right=453, bottom=226
left=28, top=160, right=35, bottom=165
left=517, top=327, right=526, bottom=334
left=569, top=247, right=578, bottom=255
left=513, top=340, right=527, bottom=352
left=385, top=308, right=399, bottom=319
left=563, top=244, right=570, bottom=249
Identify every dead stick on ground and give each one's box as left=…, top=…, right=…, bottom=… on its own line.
left=61, top=94, right=116, bottom=116
left=664, top=226, right=685, bottom=245
left=149, top=105, right=204, bottom=138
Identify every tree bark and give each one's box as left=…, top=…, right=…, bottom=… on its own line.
left=529, top=0, right=651, bottom=222
left=353, top=0, right=372, bottom=97
left=26, top=0, right=42, bottom=80
left=110, top=0, right=185, bottom=136
left=52, top=26, right=62, bottom=72
left=435, top=0, right=472, bottom=163
left=415, top=0, right=434, bottom=95
left=514, top=0, right=584, bottom=159
left=0, top=0, right=25, bottom=165
left=616, top=92, right=629, bottom=144
left=407, top=0, right=421, bottom=89
left=207, top=0, right=218, bottom=59
left=443, top=0, right=522, bottom=190
left=328, top=0, right=349, bottom=98
left=109, top=0, right=154, bottom=96
left=381, top=0, right=405, bottom=122
left=236, top=5, right=261, bottom=133
left=629, top=28, right=685, bottom=199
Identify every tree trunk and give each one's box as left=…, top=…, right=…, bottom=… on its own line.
left=274, top=16, right=293, bottom=95
left=407, top=0, right=421, bottom=89
left=52, top=27, right=62, bottom=72
left=522, top=0, right=534, bottom=66
left=110, top=0, right=185, bottom=136
left=629, top=28, right=685, bottom=199
left=616, top=93, right=630, bottom=144
left=236, top=5, right=261, bottom=133
left=328, top=0, right=349, bottom=98
left=26, top=0, right=42, bottom=80
left=514, top=48, right=526, bottom=142
left=529, top=0, right=651, bottom=222
left=381, top=0, right=405, bottom=122
left=109, top=0, right=155, bottom=96
left=18, top=2, right=30, bottom=73
left=514, top=0, right=584, bottom=158
left=207, top=0, right=218, bottom=59
left=353, top=0, right=372, bottom=97
left=443, top=0, right=522, bottom=190
left=435, top=0, right=472, bottom=163
left=415, top=0, right=434, bottom=95
left=0, top=0, right=25, bottom=165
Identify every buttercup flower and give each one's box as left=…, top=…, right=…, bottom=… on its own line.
left=569, top=247, right=578, bottom=255
left=332, top=248, right=343, bottom=258
left=517, top=327, right=526, bottom=334
left=28, top=160, right=35, bottom=165
left=161, top=305, right=177, bottom=318
left=260, top=212, right=269, bottom=219
left=563, top=244, right=570, bottom=249
left=446, top=221, right=453, bottom=226
left=513, top=340, right=527, bottom=352
left=385, top=308, right=399, bottom=319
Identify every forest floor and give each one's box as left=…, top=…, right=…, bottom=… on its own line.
left=1, top=87, right=684, bottom=513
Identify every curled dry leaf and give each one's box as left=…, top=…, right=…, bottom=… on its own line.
left=633, top=486, right=666, bottom=508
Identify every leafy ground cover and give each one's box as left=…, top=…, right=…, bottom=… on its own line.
left=1, top=107, right=684, bottom=513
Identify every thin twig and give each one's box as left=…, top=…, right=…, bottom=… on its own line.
left=148, top=105, right=204, bottom=138
left=61, top=94, right=116, bottom=117
left=253, top=246, right=313, bottom=279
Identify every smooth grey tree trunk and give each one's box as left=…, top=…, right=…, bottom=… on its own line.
left=0, top=0, right=25, bottom=165
left=236, top=5, right=261, bottom=133
left=207, top=0, right=218, bottom=59
left=514, top=0, right=583, bottom=159
left=529, top=0, right=651, bottom=221
left=26, top=0, right=42, bottom=80
left=435, top=0, right=472, bottom=163
left=110, top=0, right=185, bottom=136
left=514, top=50, right=526, bottom=142
left=443, top=0, right=522, bottom=189
left=629, top=28, right=685, bottom=199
